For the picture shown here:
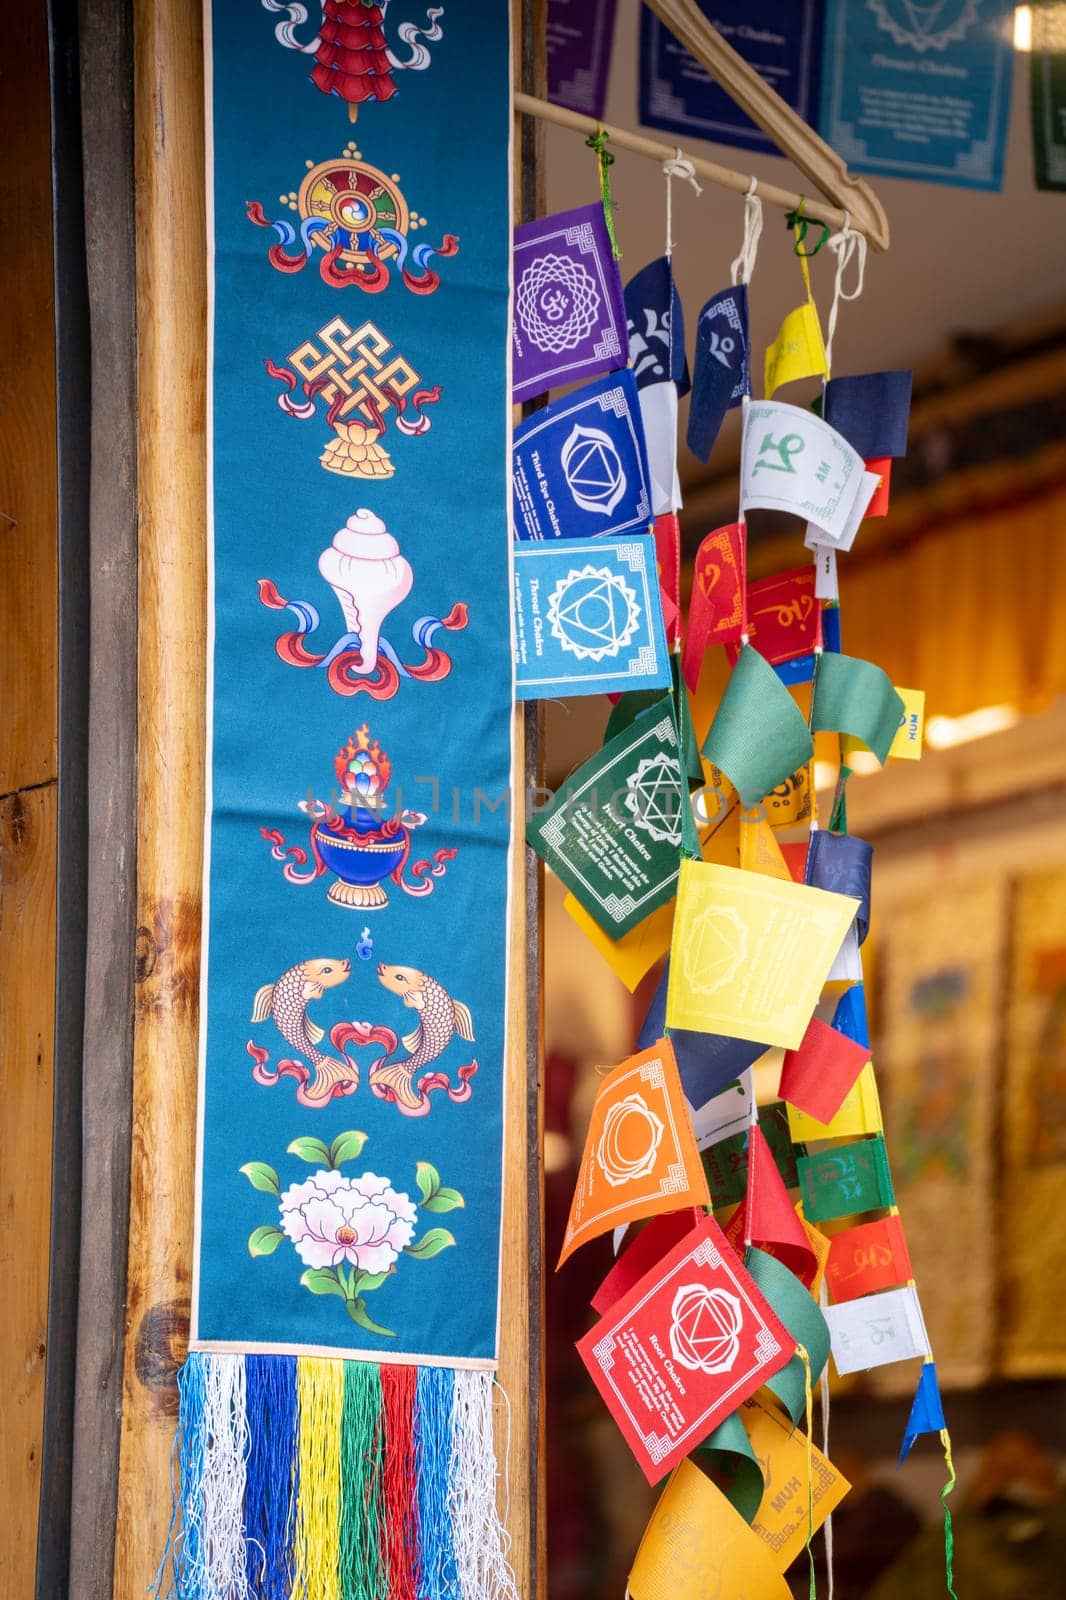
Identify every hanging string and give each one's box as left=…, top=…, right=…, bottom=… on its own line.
left=661, top=148, right=702, bottom=259
left=730, top=177, right=764, bottom=285
left=940, top=1428, right=959, bottom=1600
left=824, top=213, right=868, bottom=376
left=819, top=1281, right=835, bottom=1600
left=585, top=126, right=621, bottom=260
left=798, top=1345, right=816, bottom=1600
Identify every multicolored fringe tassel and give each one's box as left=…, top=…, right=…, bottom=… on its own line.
left=154, top=1355, right=518, bottom=1600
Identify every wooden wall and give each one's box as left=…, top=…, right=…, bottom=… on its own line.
left=0, top=5, right=58, bottom=1595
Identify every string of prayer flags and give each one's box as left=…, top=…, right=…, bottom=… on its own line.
left=577, top=1216, right=793, bottom=1483
left=625, top=258, right=689, bottom=516
left=590, top=1207, right=704, bottom=1315
left=512, top=201, right=627, bottom=401
left=805, top=829, right=873, bottom=943
left=559, top=1041, right=708, bottom=1266
left=687, top=285, right=749, bottom=462
left=723, top=1123, right=818, bottom=1288
left=562, top=892, right=675, bottom=992
left=702, top=1102, right=802, bottom=1209
left=527, top=701, right=685, bottom=935
left=731, top=564, right=820, bottom=669
left=511, top=369, right=653, bottom=542
left=826, top=1285, right=931, bottom=1376
left=701, top=644, right=814, bottom=802
left=822, top=370, right=912, bottom=460
left=744, top=1393, right=851, bottom=1570
left=667, top=859, right=859, bottom=1048
left=512, top=532, right=671, bottom=698
left=764, top=296, right=828, bottom=398
left=628, top=1459, right=793, bottom=1600
left=741, top=399, right=865, bottom=545
left=797, top=1135, right=896, bottom=1223
left=681, top=522, right=746, bottom=693
left=826, top=1214, right=913, bottom=1305
left=811, top=650, right=906, bottom=764
left=786, top=1060, right=883, bottom=1143
left=779, top=1015, right=872, bottom=1125
left=899, top=1360, right=947, bottom=1462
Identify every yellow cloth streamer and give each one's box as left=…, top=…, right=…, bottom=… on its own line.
left=764, top=302, right=828, bottom=398
left=563, top=892, right=675, bottom=992
left=629, top=1458, right=793, bottom=1600
left=292, top=1356, right=345, bottom=1600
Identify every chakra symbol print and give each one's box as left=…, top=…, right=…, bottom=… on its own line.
left=624, top=754, right=683, bottom=844
left=548, top=564, right=641, bottom=660
left=596, top=1094, right=666, bottom=1187
left=516, top=251, right=602, bottom=353
left=562, top=424, right=628, bottom=516
left=669, top=1284, right=744, bottom=1374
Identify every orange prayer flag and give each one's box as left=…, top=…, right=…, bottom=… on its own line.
left=559, top=1041, right=710, bottom=1267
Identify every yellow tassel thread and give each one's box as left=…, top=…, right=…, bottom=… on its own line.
left=798, top=1344, right=816, bottom=1600
left=291, top=1356, right=345, bottom=1600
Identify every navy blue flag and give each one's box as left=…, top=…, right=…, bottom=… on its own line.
left=637, top=961, right=764, bottom=1106
left=823, top=370, right=912, bottom=459
left=805, top=829, right=873, bottom=944
left=512, top=368, right=653, bottom=542
left=624, top=256, right=690, bottom=394
left=687, top=284, right=749, bottom=462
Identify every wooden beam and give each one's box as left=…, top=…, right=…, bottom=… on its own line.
left=113, top=0, right=205, bottom=1591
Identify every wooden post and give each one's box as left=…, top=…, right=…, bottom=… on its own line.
left=114, top=3, right=543, bottom=1594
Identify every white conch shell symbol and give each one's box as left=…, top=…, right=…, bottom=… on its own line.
left=318, top=508, right=414, bottom=674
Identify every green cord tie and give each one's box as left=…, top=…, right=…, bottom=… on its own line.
left=785, top=197, right=830, bottom=256
left=586, top=126, right=621, bottom=260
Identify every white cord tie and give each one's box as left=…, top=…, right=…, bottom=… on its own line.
left=824, top=211, right=867, bottom=374
left=730, top=177, right=764, bottom=285
left=662, top=148, right=702, bottom=256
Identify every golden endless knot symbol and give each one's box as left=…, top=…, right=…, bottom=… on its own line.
left=288, top=316, right=421, bottom=423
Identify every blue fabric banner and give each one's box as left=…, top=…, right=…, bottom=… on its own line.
left=195, top=1, right=513, bottom=1367
left=639, top=1, right=825, bottom=154
left=819, top=0, right=1014, bottom=190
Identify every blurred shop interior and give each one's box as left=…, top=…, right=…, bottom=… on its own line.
left=540, top=4, right=1066, bottom=1597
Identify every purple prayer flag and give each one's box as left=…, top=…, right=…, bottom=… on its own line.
left=547, top=0, right=619, bottom=120
left=513, top=203, right=628, bottom=403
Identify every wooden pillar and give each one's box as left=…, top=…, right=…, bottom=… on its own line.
left=0, top=6, right=58, bottom=1597
left=113, top=3, right=544, bottom=1595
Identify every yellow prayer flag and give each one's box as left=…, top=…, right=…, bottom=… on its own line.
left=563, top=893, right=674, bottom=993
left=786, top=1060, right=883, bottom=1142
left=739, top=811, right=793, bottom=881
left=800, top=1214, right=832, bottom=1301
left=630, top=1459, right=793, bottom=1600
left=889, top=686, right=925, bottom=760
left=743, top=1393, right=851, bottom=1571
left=764, top=301, right=828, bottom=398
left=764, top=763, right=814, bottom=829
left=667, top=860, right=859, bottom=1049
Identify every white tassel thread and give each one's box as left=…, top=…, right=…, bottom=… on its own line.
left=448, top=1370, right=520, bottom=1600
left=200, top=1353, right=252, bottom=1600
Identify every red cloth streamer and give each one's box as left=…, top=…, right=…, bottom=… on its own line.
left=590, top=1208, right=704, bottom=1316
left=381, top=1364, right=420, bottom=1600
left=653, top=512, right=682, bottom=647
left=779, top=1015, right=871, bottom=1125
left=682, top=522, right=746, bottom=692
left=724, top=1124, right=816, bottom=1288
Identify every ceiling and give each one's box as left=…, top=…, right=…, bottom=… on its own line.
left=543, top=0, right=1066, bottom=495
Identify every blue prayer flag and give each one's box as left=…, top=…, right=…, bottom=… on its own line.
left=687, top=284, right=749, bottom=462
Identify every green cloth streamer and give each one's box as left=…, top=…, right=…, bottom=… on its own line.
left=585, top=127, right=620, bottom=259
left=603, top=688, right=668, bottom=745
left=745, top=1246, right=830, bottom=1424
left=340, top=1360, right=384, bottom=1599
left=811, top=651, right=905, bottom=765
left=697, top=1407, right=765, bottom=1524
left=702, top=644, right=814, bottom=803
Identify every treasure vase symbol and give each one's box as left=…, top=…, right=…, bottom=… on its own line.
left=258, top=508, right=468, bottom=700
left=262, top=725, right=456, bottom=909
left=668, top=1283, right=744, bottom=1374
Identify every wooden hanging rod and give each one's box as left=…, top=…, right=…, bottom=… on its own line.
left=515, top=92, right=888, bottom=250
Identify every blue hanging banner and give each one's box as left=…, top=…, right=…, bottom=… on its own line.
left=639, top=1, right=825, bottom=154
left=819, top=0, right=1015, bottom=190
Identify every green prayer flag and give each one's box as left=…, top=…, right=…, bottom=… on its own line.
left=745, top=1246, right=831, bottom=1423
left=1033, top=2, right=1066, bottom=191
left=811, top=651, right=904, bottom=765
left=702, top=643, right=814, bottom=801
left=698, top=1408, right=766, bottom=1525
left=797, top=1135, right=895, bottom=1223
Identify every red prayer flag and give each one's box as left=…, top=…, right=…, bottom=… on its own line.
left=682, top=522, right=745, bottom=692
left=780, top=841, right=810, bottom=883
left=825, top=1214, right=913, bottom=1304
left=654, top=512, right=682, bottom=647
left=779, top=1016, right=870, bottom=1125
left=590, top=1207, right=704, bottom=1316
left=723, top=1123, right=817, bottom=1288
left=727, top=564, right=819, bottom=669
left=864, top=457, right=891, bottom=517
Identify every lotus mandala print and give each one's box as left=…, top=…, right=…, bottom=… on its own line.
left=669, top=1283, right=744, bottom=1374
left=515, top=252, right=602, bottom=353
left=547, top=564, right=641, bottom=661
left=596, top=1093, right=665, bottom=1186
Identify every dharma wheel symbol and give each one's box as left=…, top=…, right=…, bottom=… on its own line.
left=668, top=1283, right=744, bottom=1375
